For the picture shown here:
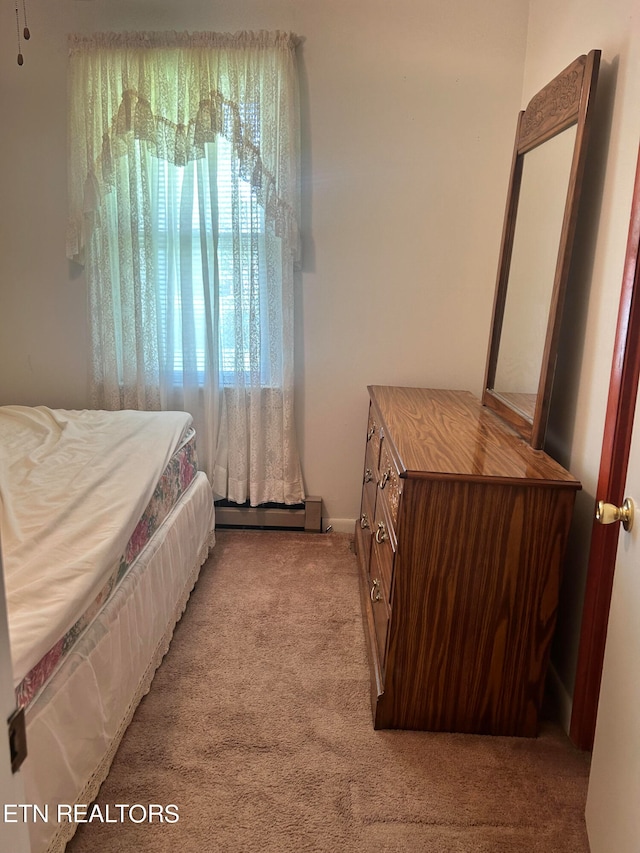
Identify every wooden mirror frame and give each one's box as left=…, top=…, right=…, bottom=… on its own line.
left=483, top=50, right=601, bottom=448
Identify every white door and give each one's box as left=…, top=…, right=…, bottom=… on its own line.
left=0, top=548, right=31, bottom=852
left=585, top=388, right=640, bottom=851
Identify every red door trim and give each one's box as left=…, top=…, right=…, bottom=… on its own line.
left=570, top=143, right=640, bottom=750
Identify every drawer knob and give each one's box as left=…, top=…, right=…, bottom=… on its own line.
left=363, top=468, right=373, bottom=484
left=360, top=513, right=370, bottom=529
left=375, top=521, right=388, bottom=544
left=370, top=578, right=382, bottom=602
left=379, top=468, right=391, bottom=489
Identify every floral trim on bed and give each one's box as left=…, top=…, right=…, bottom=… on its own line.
left=15, top=433, right=199, bottom=711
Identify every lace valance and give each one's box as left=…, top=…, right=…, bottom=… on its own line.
left=67, top=30, right=301, bottom=264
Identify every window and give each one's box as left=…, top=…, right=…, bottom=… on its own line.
left=153, top=136, right=267, bottom=384
left=67, top=31, right=305, bottom=504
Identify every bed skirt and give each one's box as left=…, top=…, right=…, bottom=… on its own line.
left=22, top=471, right=215, bottom=853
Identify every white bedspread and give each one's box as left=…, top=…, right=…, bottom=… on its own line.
left=0, top=405, right=193, bottom=686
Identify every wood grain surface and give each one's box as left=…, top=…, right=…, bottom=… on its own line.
left=381, top=478, right=576, bottom=734
left=519, top=54, right=587, bottom=152
left=369, top=386, right=580, bottom=485
left=356, top=386, right=580, bottom=736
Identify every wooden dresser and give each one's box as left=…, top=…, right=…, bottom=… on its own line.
left=354, top=386, right=581, bottom=736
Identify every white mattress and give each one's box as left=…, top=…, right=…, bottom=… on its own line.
left=0, top=405, right=193, bottom=686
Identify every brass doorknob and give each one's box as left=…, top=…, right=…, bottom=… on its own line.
left=595, top=497, right=634, bottom=532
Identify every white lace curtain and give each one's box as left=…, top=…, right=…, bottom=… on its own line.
left=67, top=31, right=305, bottom=505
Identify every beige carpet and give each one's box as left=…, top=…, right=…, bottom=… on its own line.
left=66, top=530, right=591, bottom=853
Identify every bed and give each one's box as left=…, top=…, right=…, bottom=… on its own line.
left=0, top=405, right=215, bottom=853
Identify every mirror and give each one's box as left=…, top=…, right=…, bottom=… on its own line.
left=483, top=51, right=600, bottom=448
left=493, top=126, right=577, bottom=421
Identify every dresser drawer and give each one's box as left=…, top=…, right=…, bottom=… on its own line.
left=378, top=441, right=402, bottom=528
left=368, top=539, right=390, bottom=669
left=357, top=488, right=375, bottom=574
left=363, top=441, right=378, bottom=518
left=370, top=583, right=389, bottom=671
left=371, top=493, right=395, bottom=604
left=366, top=406, right=382, bottom=470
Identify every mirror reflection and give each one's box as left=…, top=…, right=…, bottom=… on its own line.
left=493, top=126, right=577, bottom=422
left=483, top=49, right=600, bottom=448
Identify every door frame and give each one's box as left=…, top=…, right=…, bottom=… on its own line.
left=570, top=142, right=640, bottom=751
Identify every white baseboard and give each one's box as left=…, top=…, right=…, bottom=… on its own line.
left=324, top=518, right=356, bottom=534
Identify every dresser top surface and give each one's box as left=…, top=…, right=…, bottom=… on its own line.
left=368, top=386, right=580, bottom=486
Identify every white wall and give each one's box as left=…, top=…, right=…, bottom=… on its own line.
left=523, top=0, right=640, bottom=724
left=0, top=0, right=528, bottom=530
left=295, top=2, right=528, bottom=529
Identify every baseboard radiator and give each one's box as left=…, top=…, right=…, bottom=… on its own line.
left=214, top=496, right=323, bottom=532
